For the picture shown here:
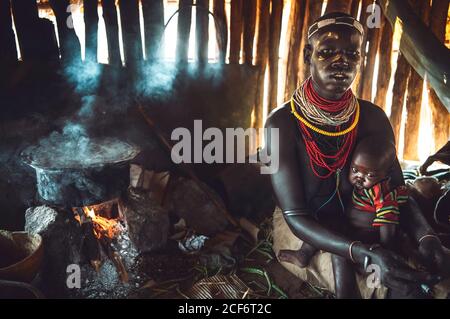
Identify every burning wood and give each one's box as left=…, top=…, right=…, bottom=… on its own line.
left=72, top=200, right=129, bottom=282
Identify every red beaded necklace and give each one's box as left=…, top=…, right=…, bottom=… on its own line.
left=294, top=79, right=358, bottom=179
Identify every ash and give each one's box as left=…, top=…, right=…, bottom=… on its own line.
left=25, top=206, right=150, bottom=299
left=70, top=222, right=149, bottom=299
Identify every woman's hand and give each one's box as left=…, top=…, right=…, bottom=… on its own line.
left=418, top=236, right=450, bottom=277
left=365, top=246, right=438, bottom=294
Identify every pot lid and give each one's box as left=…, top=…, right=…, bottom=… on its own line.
left=21, top=137, right=141, bottom=170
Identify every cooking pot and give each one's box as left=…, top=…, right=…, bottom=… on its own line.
left=21, top=137, right=140, bottom=207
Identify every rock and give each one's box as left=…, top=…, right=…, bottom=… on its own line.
left=166, top=177, right=229, bottom=236
left=123, top=187, right=170, bottom=252
left=25, top=206, right=83, bottom=297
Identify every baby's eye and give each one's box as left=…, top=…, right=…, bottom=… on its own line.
left=351, top=167, right=357, bottom=173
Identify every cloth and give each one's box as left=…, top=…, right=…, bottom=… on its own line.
left=352, top=179, right=409, bottom=227
left=272, top=207, right=450, bottom=299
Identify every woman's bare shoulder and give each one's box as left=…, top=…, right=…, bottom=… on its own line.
left=266, top=102, right=292, bottom=128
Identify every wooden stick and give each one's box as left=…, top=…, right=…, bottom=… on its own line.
left=284, top=0, right=307, bottom=100
left=101, top=0, right=122, bottom=65
left=10, top=0, right=39, bottom=61
left=267, top=0, right=283, bottom=112
left=50, top=0, right=81, bottom=62
left=359, top=4, right=381, bottom=101
left=141, top=0, right=164, bottom=62
left=213, top=0, right=227, bottom=64
left=196, top=0, right=209, bottom=64
left=84, top=0, right=99, bottom=63
left=255, top=0, right=270, bottom=67
left=350, top=0, right=361, bottom=18
left=325, top=0, right=352, bottom=14
left=176, top=0, right=193, bottom=64
left=118, top=0, right=143, bottom=66
left=229, top=0, right=244, bottom=64
left=379, top=0, right=450, bottom=111
left=298, top=0, right=323, bottom=85
left=138, top=104, right=240, bottom=228
left=389, top=53, right=411, bottom=148
left=428, top=0, right=449, bottom=152
left=373, top=16, right=393, bottom=110
left=353, top=0, right=372, bottom=94
left=0, top=0, right=17, bottom=62
left=403, top=0, right=431, bottom=161
left=243, top=0, right=257, bottom=65
left=254, top=0, right=270, bottom=134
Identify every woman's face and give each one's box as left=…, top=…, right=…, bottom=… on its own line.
left=306, top=25, right=363, bottom=100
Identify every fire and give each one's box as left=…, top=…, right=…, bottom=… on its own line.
left=80, top=206, right=120, bottom=239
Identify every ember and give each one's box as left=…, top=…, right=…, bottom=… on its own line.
left=72, top=199, right=128, bottom=282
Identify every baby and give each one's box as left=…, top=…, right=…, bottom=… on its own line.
left=279, top=136, right=408, bottom=268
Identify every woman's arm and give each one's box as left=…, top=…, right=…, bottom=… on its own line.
left=264, top=107, right=437, bottom=291
left=264, top=108, right=368, bottom=264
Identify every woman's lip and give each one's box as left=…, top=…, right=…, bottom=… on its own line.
left=330, top=73, right=349, bottom=80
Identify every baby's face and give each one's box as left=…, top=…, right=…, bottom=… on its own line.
left=349, top=153, right=388, bottom=190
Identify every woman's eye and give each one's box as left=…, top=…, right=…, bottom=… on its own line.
left=319, top=49, right=334, bottom=56
left=351, top=167, right=357, bottom=173
left=367, top=173, right=376, bottom=178
left=347, top=50, right=359, bottom=57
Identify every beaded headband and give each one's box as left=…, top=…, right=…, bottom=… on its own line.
left=308, top=16, right=364, bottom=39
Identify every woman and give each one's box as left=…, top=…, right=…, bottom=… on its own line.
left=264, top=12, right=449, bottom=298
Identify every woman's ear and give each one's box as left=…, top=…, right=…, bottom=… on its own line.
left=303, top=44, right=312, bottom=65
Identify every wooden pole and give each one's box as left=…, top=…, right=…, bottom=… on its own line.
left=50, top=0, right=81, bottom=62
left=118, top=0, right=143, bottom=66
left=353, top=0, right=373, bottom=94
left=350, top=0, right=361, bottom=18
left=268, top=0, right=283, bottom=112
left=379, top=0, right=450, bottom=111
left=213, top=0, right=227, bottom=64
left=243, top=0, right=257, bottom=65
left=196, top=0, right=209, bottom=64
left=141, top=0, right=164, bottom=62
left=359, top=2, right=381, bottom=102
left=428, top=0, right=450, bottom=151
left=10, top=0, right=39, bottom=61
left=298, top=0, right=323, bottom=85
left=403, top=0, right=431, bottom=160
left=254, top=0, right=270, bottom=133
left=176, top=0, right=193, bottom=64
left=0, top=0, right=17, bottom=62
left=229, top=0, right=244, bottom=64
left=101, top=0, right=122, bottom=65
left=389, top=53, right=411, bottom=148
left=325, top=0, right=352, bottom=13
left=373, top=16, right=393, bottom=110
left=84, top=0, right=99, bottom=63
left=284, top=0, right=307, bottom=100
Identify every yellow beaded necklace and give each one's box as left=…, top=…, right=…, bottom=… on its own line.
left=290, top=99, right=360, bottom=137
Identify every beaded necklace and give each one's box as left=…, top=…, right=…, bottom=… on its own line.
left=291, top=78, right=359, bottom=179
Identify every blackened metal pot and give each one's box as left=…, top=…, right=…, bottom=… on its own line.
left=21, top=137, right=140, bottom=207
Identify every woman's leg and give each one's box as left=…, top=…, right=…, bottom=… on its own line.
left=331, top=254, right=361, bottom=299
left=278, top=242, right=318, bottom=268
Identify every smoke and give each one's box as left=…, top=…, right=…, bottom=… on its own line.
left=63, top=59, right=102, bottom=94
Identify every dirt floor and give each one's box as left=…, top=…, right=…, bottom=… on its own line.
left=129, top=217, right=332, bottom=299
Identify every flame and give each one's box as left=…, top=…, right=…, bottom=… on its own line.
left=82, top=206, right=119, bottom=239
